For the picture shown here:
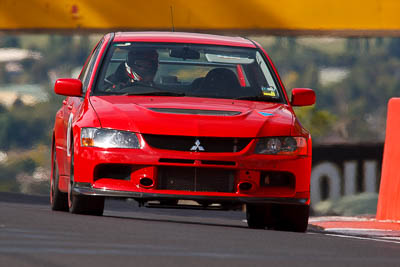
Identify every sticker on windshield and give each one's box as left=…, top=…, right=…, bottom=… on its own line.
left=115, top=43, right=131, bottom=47
left=205, top=54, right=254, bottom=64
left=261, top=86, right=277, bottom=97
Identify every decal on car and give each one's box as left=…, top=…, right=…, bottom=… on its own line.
left=258, top=112, right=274, bottom=117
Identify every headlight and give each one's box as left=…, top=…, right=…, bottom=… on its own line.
left=81, top=128, right=140, bottom=149
left=254, top=137, right=307, bottom=155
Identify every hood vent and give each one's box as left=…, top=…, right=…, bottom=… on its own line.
left=148, top=108, right=241, bottom=116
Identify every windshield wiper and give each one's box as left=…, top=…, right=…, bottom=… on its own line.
left=234, top=95, right=280, bottom=102
left=117, top=83, right=185, bottom=96
left=126, top=91, right=186, bottom=97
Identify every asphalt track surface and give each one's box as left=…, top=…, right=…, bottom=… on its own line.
left=0, top=193, right=399, bottom=267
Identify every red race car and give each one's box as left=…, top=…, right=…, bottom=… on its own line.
left=50, top=32, right=315, bottom=232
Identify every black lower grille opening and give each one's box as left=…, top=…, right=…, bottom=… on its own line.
left=260, top=171, right=295, bottom=188
left=157, top=166, right=235, bottom=192
left=93, top=164, right=132, bottom=181
left=201, top=160, right=236, bottom=166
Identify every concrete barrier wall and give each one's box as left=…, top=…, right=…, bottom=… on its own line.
left=311, top=144, right=383, bottom=206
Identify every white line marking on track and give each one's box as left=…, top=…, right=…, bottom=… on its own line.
left=325, top=228, right=394, bottom=232
left=326, top=233, right=400, bottom=244
left=381, top=236, right=400, bottom=241
left=309, top=216, right=374, bottom=222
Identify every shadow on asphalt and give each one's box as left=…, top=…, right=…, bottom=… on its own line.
left=0, top=192, right=49, bottom=205
left=0, top=191, right=246, bottom=220
left=0, top=192, right=316, bottom=233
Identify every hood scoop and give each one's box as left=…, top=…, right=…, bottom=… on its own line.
left=148, top=108, right=241, bottom=116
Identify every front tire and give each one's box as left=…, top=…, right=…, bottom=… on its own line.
left=246, top=204, right=268, bottom=229
left=69, top=192, right=105, bottom=216
left=274, top=204, right=309, bottom=233
left=68, top=142, right=105, bottom=216
left=246, top=203, right=309, bottom=232
left=50, top=147, right=68, bottom=211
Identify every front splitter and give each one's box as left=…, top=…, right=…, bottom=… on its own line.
left=73, top=182, right=308, bottom=206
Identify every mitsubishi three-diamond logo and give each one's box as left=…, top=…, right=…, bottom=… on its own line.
left=190, top=139, right=205, bottom=151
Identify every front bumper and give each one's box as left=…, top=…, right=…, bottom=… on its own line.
left=72, top=136, right=312, bottom=203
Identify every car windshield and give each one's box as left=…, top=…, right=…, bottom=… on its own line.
left=94, top=42, right=283, bottom=102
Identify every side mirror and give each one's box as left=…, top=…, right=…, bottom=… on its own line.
left=54, top=79, right=83, bottom=97
left=291, top=88, right=316, bottom=106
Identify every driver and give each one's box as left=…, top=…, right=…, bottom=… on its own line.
left=106, top=48, right=159, bottom=90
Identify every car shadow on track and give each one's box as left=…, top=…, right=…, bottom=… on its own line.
left=103, top=198, right=250, bottom=230
left=102, top=212, right=250, bottom=230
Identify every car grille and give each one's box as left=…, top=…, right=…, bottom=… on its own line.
left=157, top=166, right=235, bottom=192
left=142, top=134, right=252, bottom=153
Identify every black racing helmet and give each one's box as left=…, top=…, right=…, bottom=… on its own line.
left=125, top=48, right=159, bottom=82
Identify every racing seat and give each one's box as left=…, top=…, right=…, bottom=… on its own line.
left=103, top=62, right=128, bottom=90
left=199, top=68, right=242, bottom=98
left=110, top=63, right=127, bottom=83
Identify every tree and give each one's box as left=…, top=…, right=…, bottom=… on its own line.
left=388, top=38, right=400, bottom=59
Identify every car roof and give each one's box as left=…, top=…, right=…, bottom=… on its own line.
left=113, top=32, right=256, bottom=48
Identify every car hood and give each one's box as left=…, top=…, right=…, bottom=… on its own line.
left=89, top=96, right=294, bottom=137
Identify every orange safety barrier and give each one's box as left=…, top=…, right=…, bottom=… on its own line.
left=376, top=98, right=400, bottom=221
